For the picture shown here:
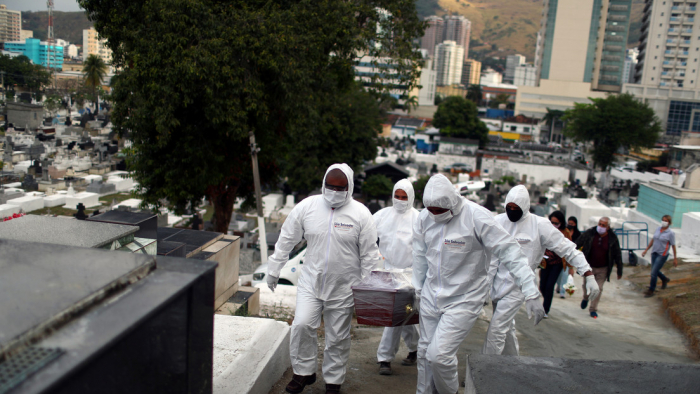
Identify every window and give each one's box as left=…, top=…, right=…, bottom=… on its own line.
left=655, top=56, right=658, bottom=59
left=510, top=126, right=517, bottom=131
left=652, top=77, right=655, bottom=80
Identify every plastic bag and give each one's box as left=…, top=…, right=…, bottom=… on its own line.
left=351, top=269, right=419, bottom=326
left=564, top=274, right=576, bottom=297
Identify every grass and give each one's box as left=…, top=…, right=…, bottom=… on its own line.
left=30, top=205, right=97, bottom=216
left=99, top=192, right=138, bottom=204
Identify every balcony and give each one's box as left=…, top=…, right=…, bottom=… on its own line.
left=667, top=38, right=679, bottom=44
left=683, top=39, right=692, bottom=45
left=661, top=71, right=673, bottom=78
left=665, top=49, right=678, bottom=55
left=683, top=17, right=696, bottom=24
left=676, top=72, right=687, bottom=77
left=668, top=28, right=680, bottom=35
left=670, top=16, right=682, bottom=23
left=678, top=50, right=690, bottom=57
left=683, top=28, right=694, bottom=34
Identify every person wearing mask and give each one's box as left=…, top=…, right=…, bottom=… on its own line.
left=374, top=179, right=421, bottom=375
left=641, top=215, right=678, bottom=297
left=413, top=175, right=545, bottom=394
left=267, top=164, right=381, bottom=394
left=539, top=211, right=574, bottom=315
left=575, top=217, right=623, bottom=319
left=555, top=216, right=582, bottom=298
left=567, top=216, right=582, bottom=243
left=483, top=186, right=598, bottom=356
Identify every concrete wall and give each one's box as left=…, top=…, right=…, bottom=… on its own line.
left=680, top=212, right=700, bottom=254
left=7, top=103, right=43, bottom=130
left=637, top=183, right=700, bottom=228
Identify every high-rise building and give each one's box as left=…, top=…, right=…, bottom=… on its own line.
left=443, top=15, right=471, bottom=57
left=505, top=54, right=526, bottom=83
left=420, top=16, right=444, bottom=57
left=435, top=41, right=464, bottom=86
left=4, top=38, right=63, bottom=69
left=514, top=64, right=537, bottom=87
left=83, top=27, right=112, bottom=64
left=624, top=0, right=700, bottom=136
left=622, top=48, right=638, bottom=85
left=461, top=58, right=482, bottom=86
left=20, top=29, right=32, bottom=41
left=0, top=4, right=21, bottom=43
left=516, top=0, right=632, bottom=118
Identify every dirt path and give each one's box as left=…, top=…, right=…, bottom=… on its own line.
left=269, top=273, right=697, bottom=393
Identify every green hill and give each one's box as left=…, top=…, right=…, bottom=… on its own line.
left=21, top=10, right=92, bottom=46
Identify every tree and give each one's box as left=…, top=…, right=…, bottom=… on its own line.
left=432, top=96, right=489, bottom=147
left=412, top=175, right=430, bottom=205
left=403, top=95, right=419, bottom=114
left=43, top=94, right=62, bottom=116
left=363, top=174, right=394, bottom=201
left=563, top=93, right=661, bottom=170
left=82, top=54, right=107, bottom=111
left=78, top=0, right=424, bottom=233
left=0, top=54, right=50, bottom=91
left=466, top=84, right=482, bottom=105
left=542, top=108, right=565, bottom=143
left=280, top=82, right=382, bottom=195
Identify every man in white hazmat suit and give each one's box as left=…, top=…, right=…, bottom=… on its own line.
left=413, top=175, right=545, bottom=394
left=483, top=185, right=600, bottom=356
left=374, top=179, right=420, bottom=376
left=266, top=164, right=381, bottom=394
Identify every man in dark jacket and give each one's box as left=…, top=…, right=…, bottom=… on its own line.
left=575, top=217, right=623, bottom=318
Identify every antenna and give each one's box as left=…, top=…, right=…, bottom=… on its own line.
left=47, top=0, right=55, bottom=71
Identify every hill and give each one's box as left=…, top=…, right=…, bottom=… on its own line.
left=416, top=0, right=645, bottom=62
left=21, top=10, right=92, bottom=46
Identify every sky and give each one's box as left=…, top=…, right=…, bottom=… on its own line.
left=3, top=0, right=83, bottom=12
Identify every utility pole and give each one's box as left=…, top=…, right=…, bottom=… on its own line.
left=249, top=131, right=268, bottom=264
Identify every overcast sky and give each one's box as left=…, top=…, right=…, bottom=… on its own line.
left=4, top=0, right=83, bottom=12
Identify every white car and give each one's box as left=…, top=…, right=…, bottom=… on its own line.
left=455, top=180, right=486, bottom=195
left=252, top=241, right=307, bottom=287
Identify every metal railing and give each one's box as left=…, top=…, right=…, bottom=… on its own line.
left=613, top=222, right=649, bottom=251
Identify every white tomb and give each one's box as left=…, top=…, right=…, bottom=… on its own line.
left=44, top=194, right=67, bottom=208
left=0, top=204, right=21, bottom=217
left=64, top=192, right=100, bottom=209
left=566, top=198, right=613, bottom=232
left=7, top=195, right=45, bottom=212
left=106, top=176, right=134, bottom=192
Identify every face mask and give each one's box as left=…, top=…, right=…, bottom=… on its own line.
left=430, top=210, right=453, bottom=223
left=567, top=225, right=576, bottom=230
left=596, top=225, right=607, bottom=235
left=661, top=221, right=669, bottom=228
left=552, top=222, right=560, bottom=229
left=324, top=189, right=347, bottom=208
left=506, top=208, right=523, bottom=222
left=393, top=198, right=410, bottom=213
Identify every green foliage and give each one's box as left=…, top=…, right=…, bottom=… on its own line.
left=563, top=93, right=661, bottom=170
left=78, top=0, right=424, bottom=233
left=412, top=175, right=430, bottom=204
left=493, top=175, right=516, bottom=186
left=0, top=55, right=51, bottom=90
left=434, top=94, right=443, bottom=106
left=363, top=174, right=394, bottom=200
left=432, top=96, right=489, bottom=147
left=43, top=94, right=62, bottom=116
left=20, top=11, right=93, bottom=44
left=280, top=83, right=380, bottom=194
left=466, top=84, right=482, bottom=105
left=83, top=54, right=108, bottom=109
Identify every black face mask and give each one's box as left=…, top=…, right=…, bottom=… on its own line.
left=506, top=207, right=523, bottom=222
left=567, top=225, right=576, bottom=230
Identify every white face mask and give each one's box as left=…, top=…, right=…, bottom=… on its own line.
left=324, top=189, right=347, bottom=208
left=596, top=225, right=607, bottom=235
left=661, top=220, right=669, bottom=228
left=393, top=198, right=410, bottom=213
left=430, top=210, right=453, bottom=224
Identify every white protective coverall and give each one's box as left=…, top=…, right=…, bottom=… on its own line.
left=483, top=185, right=593, bottom=356
left=375, top=179, right=420, bottom=363
left=413, top=175, right=539, bottom=394
left=267, top=164, right=381, bottom=384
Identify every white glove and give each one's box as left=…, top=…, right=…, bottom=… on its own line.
left=525, top=298, right=546, bottom=326
left=584, top=275, right=600, bottom=302
left=413, top=291, right=421, bottom=315
left=267, top=274, right=279, bottom=292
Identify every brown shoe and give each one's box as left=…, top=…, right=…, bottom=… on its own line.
left=378, top=361, right=392, bottom=375
left=401, top=351, right=418, bottom=366
left=285, top=373, right=316, bottom=394
left=644, top=289, right=655, bottom=298
left=326, top=383, right=341, bottom=394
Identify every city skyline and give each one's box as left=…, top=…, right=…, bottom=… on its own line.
left=3, top=0, right=82, bottom=12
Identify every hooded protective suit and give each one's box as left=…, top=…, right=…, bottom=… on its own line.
left=374, top=179, right=420, bottom=364
left=483, top=185, right=594, bottom=356
left=413, top=175, right=538, bottom=394
left=267, top=164, right=381, bottom=384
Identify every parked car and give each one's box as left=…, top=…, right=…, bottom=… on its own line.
left=443, top=163, right=473, bottom=173
left=252, top=238, right=307, bottom=287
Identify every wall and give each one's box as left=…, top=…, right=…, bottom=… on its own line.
left=637, top=183, right=700, bottom=228
left=680, top=212, right=700, bottom=254
left=7, top=103, right=43, bottom=130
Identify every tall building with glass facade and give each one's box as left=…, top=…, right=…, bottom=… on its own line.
left=624, top=0, right=700, bottom=136
left=421, top=16, right=444, bottom=57
left=4, top=38, right=63, bottom=70
left=435, top=41, right=464, bottom=86
left=516, top=0, right=631, bottom=119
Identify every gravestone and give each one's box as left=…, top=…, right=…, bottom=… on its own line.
left=22, top=174, right=39, bottom=192
left=86, top=180, right=116, bottom=195
left=74, top=203, right=89, bottom=220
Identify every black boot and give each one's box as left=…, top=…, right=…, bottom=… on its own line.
left=401, top=351, right=418, bottom=365
left=285, top=373, right=316, bottom=394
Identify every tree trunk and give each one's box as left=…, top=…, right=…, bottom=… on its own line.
left=208, top=180, right=239, bottom=234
